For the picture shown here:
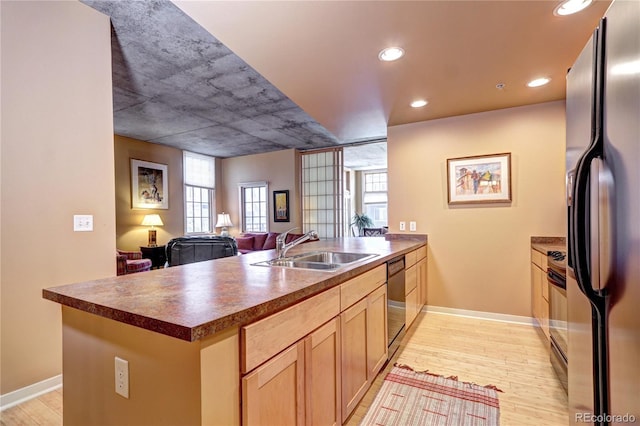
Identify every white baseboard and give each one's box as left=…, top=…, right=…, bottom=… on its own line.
left=423, top=305, right=536, bottom=326
left=0, top=375, right=62, bottom=411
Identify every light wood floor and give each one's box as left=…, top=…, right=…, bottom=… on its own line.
left=0, top=388, right=62, bottom=426
left=0, top=312, right=567, bottom=425
left=346, top=311, right=568, bottom=425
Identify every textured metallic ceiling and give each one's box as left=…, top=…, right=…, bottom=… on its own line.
left=82, top=0, right=343, bottom=159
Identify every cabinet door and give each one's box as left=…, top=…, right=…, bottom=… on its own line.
left=243, top=341, right=305, bottom=426
left=417, top=257, right=428, bottom=307
left=305, top=317, right=341, bottom=426
left=340, top=298, right=368, bottom=422
left=405, top=264, right=418, bottom=330
left=406, top=287, right=418, bottom=329
left=531, top=262, right=550, bottom=340
left=367, top=284, right=388, bottom=379
left=531, top=263, right=542, bottom=322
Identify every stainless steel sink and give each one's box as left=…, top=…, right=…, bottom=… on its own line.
left=253, top=251, right=378, bottom=271
left=293, top=251, right=376, bottom=264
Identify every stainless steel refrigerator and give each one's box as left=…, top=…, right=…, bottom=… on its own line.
left=566, top=0, right=639, bottom=425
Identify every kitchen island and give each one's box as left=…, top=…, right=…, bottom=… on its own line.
left=43, top=236, right=427, bottom=425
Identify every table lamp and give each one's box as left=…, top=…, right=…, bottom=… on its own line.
left=141, top=214, right=163, bottom=247
left=215, top=212, right=233, bottom=237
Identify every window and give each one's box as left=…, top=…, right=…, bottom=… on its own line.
left=363, top=171, right=388, bottom=228
left=184, top=151, right=215, bottom=234
left=239, top=182, right=268, bottom=232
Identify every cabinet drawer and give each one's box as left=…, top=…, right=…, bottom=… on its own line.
left=242, top=286, right=340, bottom=373
left=340, top=264, right=386, bottom=310
left=405, top=250, right=418, bottom=268
left=415, top=245, right=427, bottom=261
left=405, top=264, right=417, bottom=294
left=531, top=248, right=544, bottom=268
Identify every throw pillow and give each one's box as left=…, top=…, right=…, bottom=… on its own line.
left=236, top=236, right=254, bottom=251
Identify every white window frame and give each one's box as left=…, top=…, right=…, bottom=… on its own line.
left=238, top=181, right=269, bottom=233
left=362, top=170, right=388, bottom=228
left=183, top=151, right=215, bottom=234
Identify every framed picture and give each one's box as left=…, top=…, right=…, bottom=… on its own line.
left=446, top=153, right=512, bottom=205
left=131, top=159, right=168, bottom=209
left=273, top=190, right=290, bottom=222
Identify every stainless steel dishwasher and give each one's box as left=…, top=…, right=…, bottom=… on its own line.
left=387, top=256, right=406, bottom=359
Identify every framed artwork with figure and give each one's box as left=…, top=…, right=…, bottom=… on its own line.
left=273, top=190, right=289, bottom=222
left=446, top=153, right=511, bottom=205
left=131, top=159, right=168, bottom=209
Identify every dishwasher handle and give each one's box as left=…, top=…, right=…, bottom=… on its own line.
left=387, top=256, right=405, bottom=277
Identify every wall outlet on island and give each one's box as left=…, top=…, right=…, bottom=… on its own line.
left=115, top=356, right=129, bottom=398
left=410, top=221, right=417, bottom=232
left=399, top=221, right=406, bottom=231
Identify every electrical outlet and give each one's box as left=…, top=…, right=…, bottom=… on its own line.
left=410, top=221, right=417, bottom=232
left=73, top=215, right=93, bottom=232
left=115, top=357, right=129, bottom=398
left=399, top=221, right=406, bottom=231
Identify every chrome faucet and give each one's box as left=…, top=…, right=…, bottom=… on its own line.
left=276, top=228, right=319, bottom=259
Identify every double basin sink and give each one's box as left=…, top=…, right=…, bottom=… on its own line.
left=253, top=251, right=378, bottom=271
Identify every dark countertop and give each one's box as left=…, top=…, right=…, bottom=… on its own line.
left=43, top=236, right=427, bottom=342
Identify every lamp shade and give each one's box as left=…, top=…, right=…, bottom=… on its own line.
left=141, top=214, right=163, bottom=227
left=215, top=213, right=233, bottom=228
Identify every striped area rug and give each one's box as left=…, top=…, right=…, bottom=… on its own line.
left=359, top=364, right=502, bottom=425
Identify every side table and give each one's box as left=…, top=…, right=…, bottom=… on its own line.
left=140, top=245, right=166, bottom=269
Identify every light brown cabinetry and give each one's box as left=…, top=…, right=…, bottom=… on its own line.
left=531, top=248, right=549, bottom=339
left=241, top=287, right=341, bottom=426
left=418, top=257, right=428, bottom=306
left=242, top=264, right=389, bottom=426
left=405, top=265, right=418, bottom=329
left=242, top=317, right=342, bottom=425
left=405, top=246, right=427, bottom=329
left=306, top=318, right=342, bottom=426
left=340, top=283, right=387, bottom=422
left=242, top=340, right=305, bottom=425
left=242, top=316, right=341, bottom=426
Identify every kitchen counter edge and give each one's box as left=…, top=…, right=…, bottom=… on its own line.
left=43, top=236, right=427, bottom=342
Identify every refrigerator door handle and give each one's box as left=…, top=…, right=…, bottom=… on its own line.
left=570, top=21, right=607, bottom=304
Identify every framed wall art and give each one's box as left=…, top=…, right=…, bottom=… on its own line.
left=446, top=153, right=512, bottom=205
left=273, top=190, right=290, bottom=222
left=131, top=159, right=168, bottom=209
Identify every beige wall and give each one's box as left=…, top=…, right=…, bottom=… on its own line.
left=114, top=135, right=185, bottom=250
left=388, top=101, right=566, bottom=317
left=1, top=1, right=115, bottom=394
left=220, top=149, right=301, bottom=235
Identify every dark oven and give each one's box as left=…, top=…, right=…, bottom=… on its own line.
left=387, top=256, right=406, bottom=359
left=547, top=250, right=568, bottom=393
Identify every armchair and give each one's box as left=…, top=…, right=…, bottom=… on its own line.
left=116, top=249, right=152, bottom=276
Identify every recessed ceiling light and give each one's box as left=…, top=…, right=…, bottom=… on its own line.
left=410, top=100, right=428, bottom=108
left=554, top=0, right=593, bottom=16
left=378, top=47, right=405, bottom=62
left=527, top=77, right=551, bottom=88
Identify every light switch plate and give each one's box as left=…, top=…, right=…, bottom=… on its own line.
left=73, top=215, right=93, bottom=232
left=399, top=221, right=406, bottom=231
left=410, top=221, right=417, bottom=231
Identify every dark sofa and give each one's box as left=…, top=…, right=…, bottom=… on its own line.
left=235, top=232, right=311, bottom=254
left=165, top=235, right=238, bottom=266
